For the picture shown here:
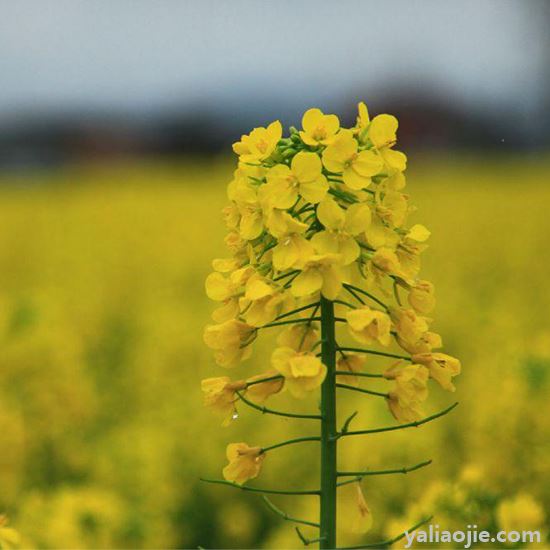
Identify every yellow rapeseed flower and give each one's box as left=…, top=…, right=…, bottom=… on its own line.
left=240, top=274, right=289, bottom=327
left=412, top=352, right=461, bottom=391
left=277, top=323, right=320, bottom=352
left=271, top=347, right=327, bottom=398
left=385, top=364, right=429, bottom=422
left=299, top=108, right=340, bottom=146
left=312, top=196, right=371, bottom=265
left=201, top=376, right=246, bottom=426
left=346, top=306, right=392, bottom=346
left=203, top=319, right=255, bottom=368
left=233, top=120, right=282, bottom=163
left=245, top=371, right=284, bottom=403
left=368, top=114, right=407, bottom=172
left=263, top=152, right=328, bottom=208
left=408, top=280, right=436, bottom=314
left=291, top=253, right=345, bottom=300
left=322, top=130, right=383, bottom=190
left=390, top=307, right=430, bottom=348
left=223, top=443, right=265, bottom=485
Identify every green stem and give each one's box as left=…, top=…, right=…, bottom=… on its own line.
left=320, top=296, right=337, bottom=549
left=200, top=478, right=319, bottom=496
left=336, top=459, right=432, bottom=479
left=262, top=435, right=321, bottom=453
left=275, top=302, right=320, bottom=321
left=339, top=402, right=458, bottom=438
left=335, top=383, right=389, bottom=398
left=262, top=317, right=322, bottom=328
left=237, top=391, right=322, bottom=420
left=262, top=496, right=320, bottom=528
left=334, top=371, right=384, bottom=379
left=343, top=283, right=388, bottom=311
left=338, top=347, right=411, bottom=362
left=244, top=375, right=283, bottom=388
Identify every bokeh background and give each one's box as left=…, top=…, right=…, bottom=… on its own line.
left=0, top=1, right=549, bottom=548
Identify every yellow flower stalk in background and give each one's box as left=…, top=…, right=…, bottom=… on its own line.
left=202, top=103, right=460, bottom=548
left=0, top=516, right=19, bottom=550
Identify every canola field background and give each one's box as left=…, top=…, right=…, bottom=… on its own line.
left=0, top=155, right=549, bottom=549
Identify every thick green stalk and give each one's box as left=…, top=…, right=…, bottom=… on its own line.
left=320, top=296, right=337, bottom=549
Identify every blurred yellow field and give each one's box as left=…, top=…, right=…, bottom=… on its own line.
left=0, top=156, right=549, bottom=549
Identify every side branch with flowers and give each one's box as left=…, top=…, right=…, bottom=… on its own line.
left=202, top=104, right=460, bottom=548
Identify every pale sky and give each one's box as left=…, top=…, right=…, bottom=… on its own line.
left=0, top=0, right=548, bottom=121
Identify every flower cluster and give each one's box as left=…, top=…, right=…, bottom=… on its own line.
left=202, top=104, right=460, bottom=489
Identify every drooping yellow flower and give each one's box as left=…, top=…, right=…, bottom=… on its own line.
left=336, top=353, right=366, bottom=386
left=271, top=347, right=327, bottom=398
left=233, top=120, right=282, bottom=163
left=203, top=319, right=255, bottom=368
left=370, top=247, right=403, bottom=278
left=322, top=130, right=383, bottom=190
left=245, top=371, right=285, bottom=403
left=390, top=307, right=430, bottom=348
left=263, top=152, right=328, bottom=208
left=240, top=274, right=289, bottom=327
left=299, top=108, right=340, bottom=146
left=201, top=376, right=246, bottom=426
left=398, top=330, right=442, bottom=355
left=364, top=214, right=400, bottom=250
left=385, top=364, right=429, bottom=422
left=346, top=306, right=392, bottom=346
left=368, top=114, right=407, bottom=172
left=291, top=253, right=345, bottom=300
left=223, top=443, right=265, bottom=485
left=205, top=266, right=253, bottom=322
left=408, top=280, right=435, bottom=314
left=352, top=483, right=373, bottom=534
left=277, top=322, right=320, bottom=352
left=412, top=352, right=461, bottom=391
left=312, top=196, right=372, bottom=265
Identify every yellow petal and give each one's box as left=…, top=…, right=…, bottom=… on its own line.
left=321, top=266, right=343, bottom=300
left=299, top=176, right=329, bottom=204
left=317, top=197, right=345, bottom=230
left=380, top=148, right=407, bottom=172
left=302, top=108, right=324, bottom=132
left=353, top=150, right=383, bottom=177
left=239, top=211, right=263, bottom=240
left=291, top=269, right=323, bottom=297
left=245, top=278, right=273, bottom=300
left=408, top=224, right=431, bottom=242
left=369, top=114, right=398, bottom=148
left=292, top=151, right=322, bottom=182
left=344, top=203, right=372, bottom=235
left=339, top=235, right=360, bottom=265
left=311, top=230, right=339, bottom=256
left=289, top=354, right=323, bottom=377
left=343, top=166, right=370, bottom=190
left=205, top=272, right=232, bottom=301
left=271, top=347, right=296, bottom=377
